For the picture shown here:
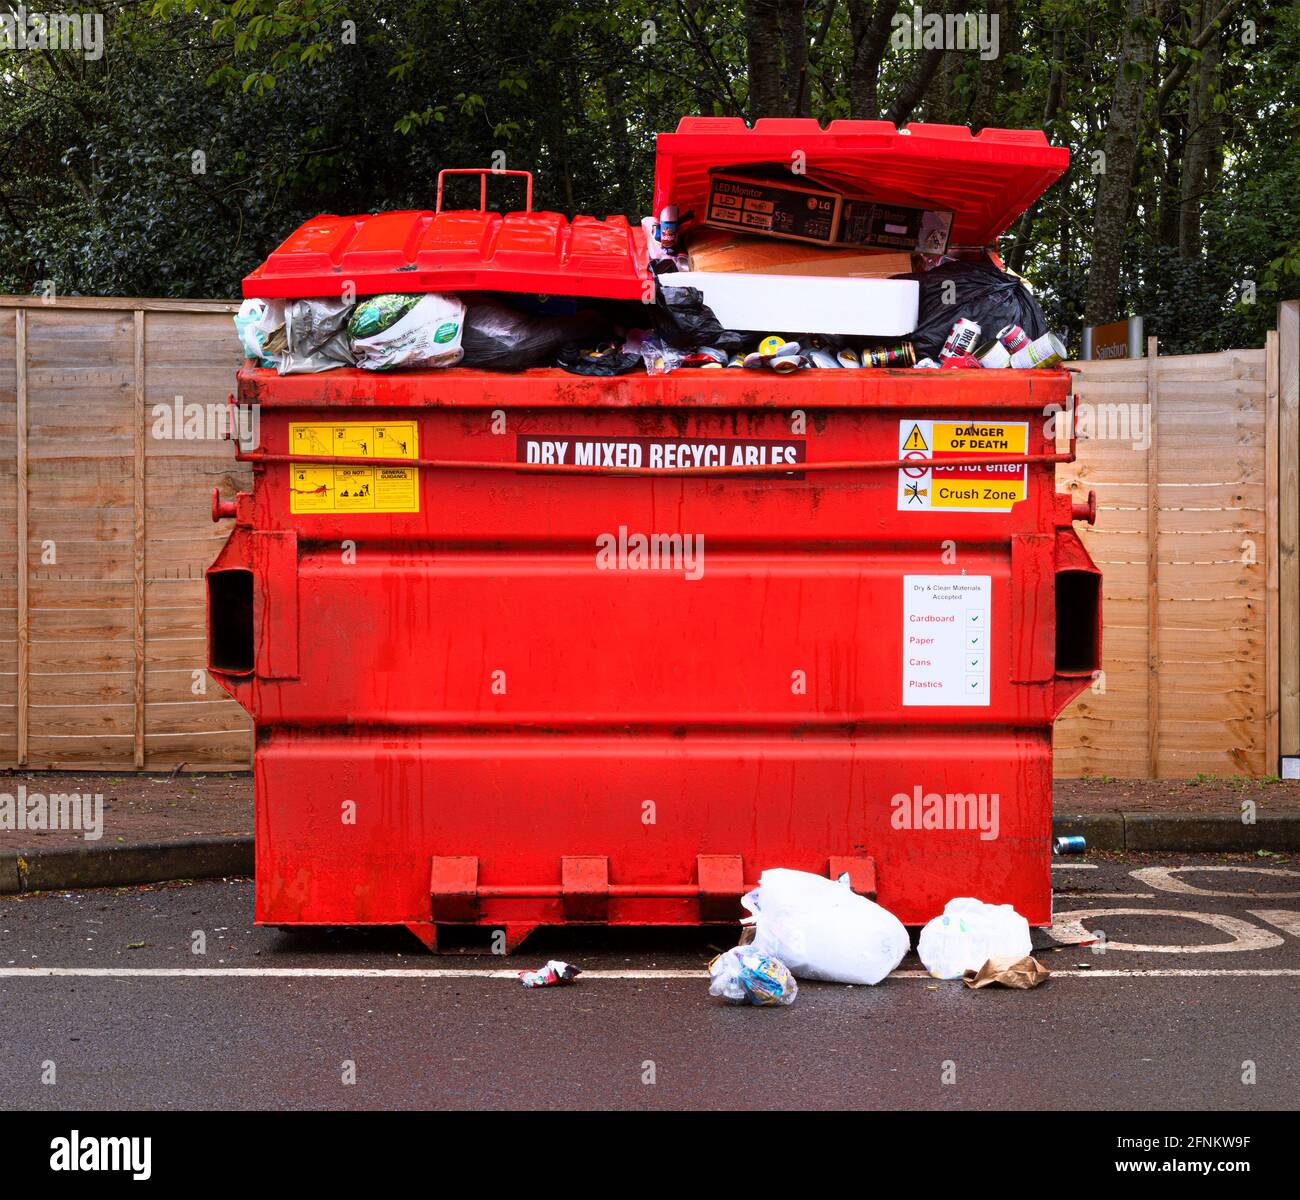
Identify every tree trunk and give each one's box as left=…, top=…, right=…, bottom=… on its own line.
left=1084, top=0, right=1158, bottom=326
left=1007, top=25, right=1066, bottom=273
left=969, top=0, right=1012, bottom=131
left=846, top=0, right=899, bottom=119
left=1178, top=0, right=1224, bottom=259
left=746, top=0, right=787, bottom=118
left=778, top=0, right=809, bottom=116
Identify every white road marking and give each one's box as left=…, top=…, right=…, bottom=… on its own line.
left=1055, top=892, right=1156, bottom=899
left=1049, top=908, right=1285, bottom=953
left=0, top=966, right=1298, bottom=981
left=1130, top=865, right=1300, bottom=898
left=1051, top=864, right=1098, bottom=870
left=1249, top=910, right=1300, bottom=938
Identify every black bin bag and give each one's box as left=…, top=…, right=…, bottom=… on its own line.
left=902, top=259, right=1048, bottom=359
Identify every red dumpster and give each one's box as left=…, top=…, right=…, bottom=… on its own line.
left=209, top=120, right=1098, bottom=951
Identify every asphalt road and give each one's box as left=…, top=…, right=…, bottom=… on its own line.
left=1, top=853, right=1298, bottom=1110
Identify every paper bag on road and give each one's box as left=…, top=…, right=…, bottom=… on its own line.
left=963, top=955, right=1051, bottom=990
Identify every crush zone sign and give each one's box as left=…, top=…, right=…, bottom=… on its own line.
left=897, top=419, right=1028, bottom=512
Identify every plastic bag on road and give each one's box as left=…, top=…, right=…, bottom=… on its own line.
left=353, top=292, right=465, bottom=371
left=901, top=259, right=1048, bottom=361
left=742, top=868, right=909, bottom=985
left=918, top=897, right=1033, bottom=980
left=708, top=947, right=798, bottom=1006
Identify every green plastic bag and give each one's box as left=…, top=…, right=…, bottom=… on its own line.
left=348, top=294, right=423, bottom=340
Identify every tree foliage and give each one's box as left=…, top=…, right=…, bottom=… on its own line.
left=1, top=0, right=1295, bottom=352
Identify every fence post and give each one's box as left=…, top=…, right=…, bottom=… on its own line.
left=1280, top=300, right=1300, bottom=770
left=1145, top=335, right=1160, bottom=777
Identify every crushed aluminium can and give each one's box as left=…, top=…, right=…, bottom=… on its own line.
left=519, top=960, right=582, bottom=988
left=914, top=357, right=940, bottom=368
left=997, top=323, right=1031, bottom=353
left=940, top=318, right=981, bottom=359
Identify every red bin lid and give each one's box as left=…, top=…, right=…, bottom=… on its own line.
left=244, top=169, right=649, bottom=301
left=653, top=117, right=1070, bottom=249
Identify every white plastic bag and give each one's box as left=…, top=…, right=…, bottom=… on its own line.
left=742, top=868, right=909, bottom=985
left=917, top=897, right=1032, bottom=980
left=234, top=297, right=284, bottom=367
left=353, top=292, right=465, bottom=371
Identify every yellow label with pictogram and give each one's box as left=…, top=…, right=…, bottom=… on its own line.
left=288, top=421, right=419, bottom=514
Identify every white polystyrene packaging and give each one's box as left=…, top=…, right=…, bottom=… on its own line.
left=353, top=292, right=465, bottom=371
left=742, top=868, right=910, bottom=985
left=917, top=897, right=1033, bottom=979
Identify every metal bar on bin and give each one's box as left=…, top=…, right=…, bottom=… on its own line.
left=473, top=884, right=758, bottom=898
left=238, top=447, right=1077, bottom=476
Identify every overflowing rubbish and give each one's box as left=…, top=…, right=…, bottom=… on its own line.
left=556, top=342, right=643, bottom=376
left=739, top=867, right=909, bottom=985
left=279, top=297, right=355, bottom=374
left=918, top=898, right=1034, bottom=980
left=348, top=293, right=422, bottom=340
left=708, top=947, right=798, bottom=1006
left=518, top=960, right=581, bottom=988
left=461, top=298, right=604, bottom=371
left=903, top=259, right=1049, bottom=361
left=703, top=166, right=952, bottom=254
left=962, top=955, right=1051, bottom=990
left=238, top=130, right=1072, bottom=377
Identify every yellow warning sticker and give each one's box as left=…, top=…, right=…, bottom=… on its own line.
left=898, top=419, right=1028, bottom=512
left=288, top=421, right=419, bottom=514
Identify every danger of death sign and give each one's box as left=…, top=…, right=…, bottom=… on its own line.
left=897, top=419, right=1028, bottom=513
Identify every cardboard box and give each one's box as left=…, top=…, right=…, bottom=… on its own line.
left=704, top=168, right=952, bottom=254
left=686, top=227, right=913, bottom=278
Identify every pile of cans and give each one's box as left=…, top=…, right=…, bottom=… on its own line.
left=922, top=320, right=1067, bottom=370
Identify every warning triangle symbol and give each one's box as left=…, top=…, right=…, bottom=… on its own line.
left=903, top=423, right=929, bottom=451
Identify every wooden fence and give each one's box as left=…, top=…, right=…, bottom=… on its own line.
left=1, top=296, right=1297, bottom=777
left=0, top=298, right=250, bottom=770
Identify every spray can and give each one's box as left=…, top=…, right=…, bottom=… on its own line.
left=654, top=204, right=679, bottom=251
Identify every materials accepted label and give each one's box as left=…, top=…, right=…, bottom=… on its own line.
left=288, top=421, right=419, bottom=514
left=903, top=575, right=991, bottom=706
left=897, top=419, right=1028, bottom=512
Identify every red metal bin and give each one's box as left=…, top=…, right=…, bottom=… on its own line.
left=209, top=120, right=1098, bottom=951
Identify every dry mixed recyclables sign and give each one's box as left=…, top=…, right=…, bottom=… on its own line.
left=515, top=434, right=806, bottom=472
left=897, top=419, right=1028, bottom=512
left=288, top=421, right=420, bottom=514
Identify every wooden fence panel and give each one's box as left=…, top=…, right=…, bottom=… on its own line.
left=1056, top=345, right=1274, bottom=778
left=0, top=298, right=250, bottom=770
